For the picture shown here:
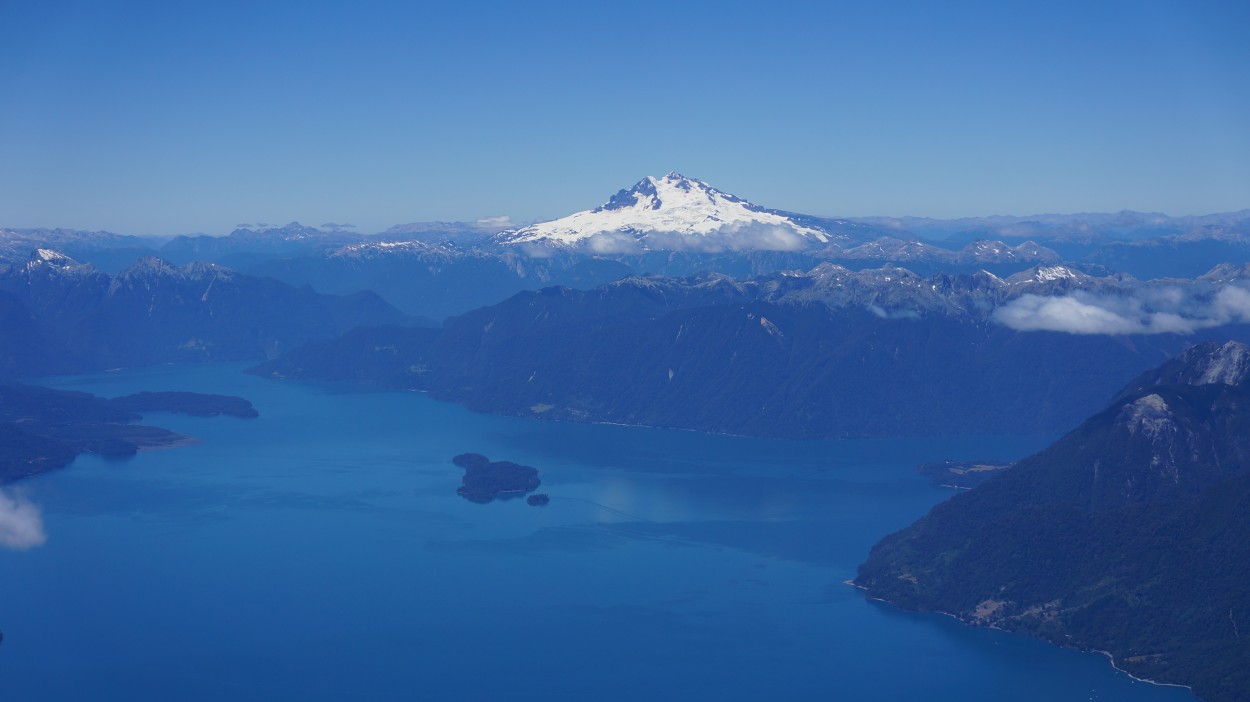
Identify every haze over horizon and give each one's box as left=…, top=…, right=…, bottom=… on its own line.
left=2, top=0, right=1248, bottom=236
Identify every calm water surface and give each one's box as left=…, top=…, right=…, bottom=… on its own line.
left=0, top=364, right=1193, bottom=701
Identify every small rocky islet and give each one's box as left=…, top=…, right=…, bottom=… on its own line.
left=917, top=459, right=1012, bottom=489
left=452, top=453, right=542, bottom=504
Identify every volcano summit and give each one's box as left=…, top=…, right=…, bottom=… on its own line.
left=494, top=173, right=839, bottom=253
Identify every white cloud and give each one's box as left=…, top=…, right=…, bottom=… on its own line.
left=0, top=488, right=47, bottom=550
left=993, top=283, right=1250, bottom=335
left=702, top=222, right=809, bottom=252
left=583, top=231, right=645, bottom=254
left=1211, top=284, right=1250, bottom=322
left=576, top=222, right=810, bottom=255
left=993, top=294, right=1145, bottom=334
left=475, top=215, right=513, bottom=229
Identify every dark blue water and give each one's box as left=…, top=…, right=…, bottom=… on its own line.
left=0, top=364, right=1193, bottom=701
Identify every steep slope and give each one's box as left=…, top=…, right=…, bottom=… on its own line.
left=832, top=237, right=1062, bottom=273
left=0, top=290, right=87, bottom=377
left=855, top=341, right=1250, bottom=701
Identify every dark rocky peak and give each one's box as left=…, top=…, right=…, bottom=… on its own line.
left=836, top=237, right=948, bottom=260
left=117, top=256, right=182, bottom=279
left=1001, top=264, right=1134, bottom=297
left=328, top=240, right=456, bottom=260
left=1004, top=264, right=1092, bottom=285
left=963, top=238, right=1061, bottom=263
left=829, top=236, right=1060, bottom=265
left=1153, top=340, right=1250, bottom=388
left=1197, top=262, right=1250, bottom=283
left=802, top=266, right=931, bottom=300
left=599, top=176, right=661, bottom=212
left=964, top=268, right=1008, bottom=287
left=7, top=249, right=103, bottom=284
left=1087, top=344, right=1250, bottom=506
left=785, top=264, right=983, bottom=320
left=600, top=272, right=754, bottom=307
left=1114, top=392, right=1177, bottom=441
left=227, top=221, right=326, bottom=241
left=805, top=262, right=855, bottom=281
left=111, top=257, right=233, bottom=289
left=182, top=261, right=234, bottom=281
left=1109, top=342, right=1250, bottom=406
left=27, top=248, right=78, bottom=267
left=1004, top=240, right=1053, bottom=256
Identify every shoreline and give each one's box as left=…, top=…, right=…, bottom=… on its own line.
left=844, top=580, right=1197, bottom=696
left=136, top=434, right=202, bottom=452
left=1, top=433, right=204, bottom=487
left=1093, top=650, right=1194, bottom=692
left=265, top=371, right=1056, bottom=445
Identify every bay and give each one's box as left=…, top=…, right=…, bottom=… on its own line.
left=0, top=363, right=1193, bottom=701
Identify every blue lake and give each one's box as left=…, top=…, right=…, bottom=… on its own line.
left=0, top=364, right=1194, bottom=701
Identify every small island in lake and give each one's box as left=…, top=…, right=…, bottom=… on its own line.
left=109, top=391, right=259, bottom=418
left=452, top=453, right=541, bottom=503
left=917, top=459, right=1012, bottom=489
left=526, top=493, right=550, bottom=506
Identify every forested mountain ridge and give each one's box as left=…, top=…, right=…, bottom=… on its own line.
left=0, top=250, right=409, bottom=376
left=855, top=341, right=1250, bottom=702
left=251, top=268, right=1250, bottom=439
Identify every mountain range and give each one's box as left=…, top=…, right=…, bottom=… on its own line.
left=250, top=263, right=1250, bottom=439
left=7, top=175, right=1250, bottom=323
left=4, top=175, right=1250, bottom=700
left=0, top=249, right=409, bottom=376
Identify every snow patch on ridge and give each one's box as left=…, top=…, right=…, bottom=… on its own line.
left=32, top=248, right=72, bottom=264
left=1033, top=265, right=1080, bottom=282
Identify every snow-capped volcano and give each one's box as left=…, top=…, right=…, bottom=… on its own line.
left=495, top=173, right=833, bottom=253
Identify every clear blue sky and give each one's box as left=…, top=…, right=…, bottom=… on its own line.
left=1, top=0, right=1247, bottom=235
